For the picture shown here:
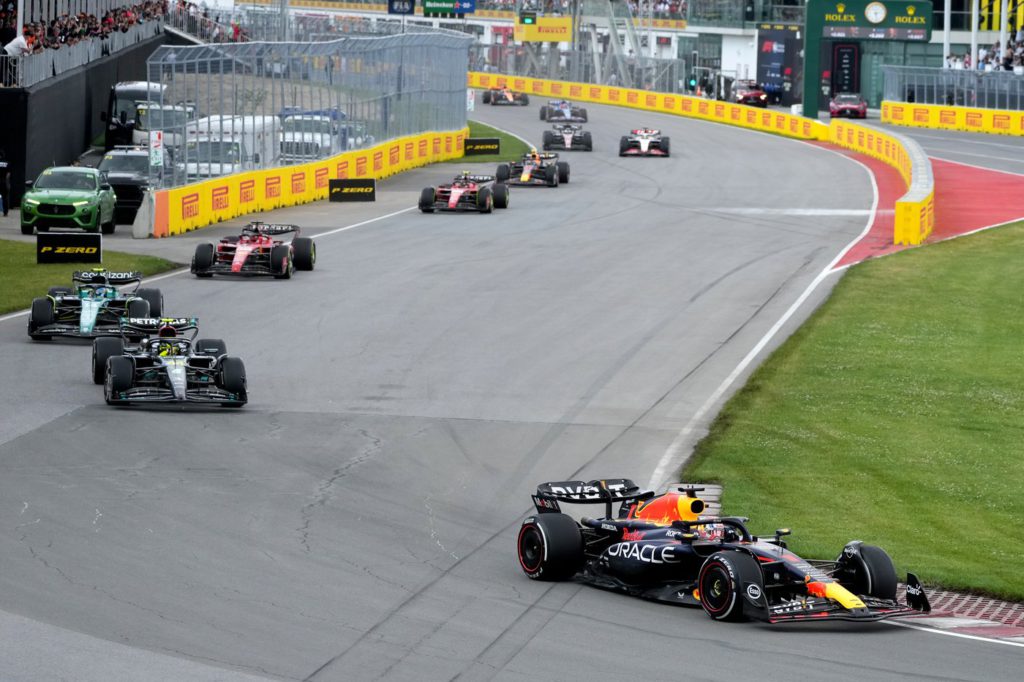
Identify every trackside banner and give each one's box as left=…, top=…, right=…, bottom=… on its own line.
left=151, top=127, right=467, bottom=236
left=37, top=233, right=102, bottom=264
left=467, top=72, right=829, bottom=142
left=330, top=178, right=376, bottom=202
left=881, top=101, right=1024, bottom=136
left=465, top=72, right=935, bottom=247
left=465, top=137, right=501, bottom=155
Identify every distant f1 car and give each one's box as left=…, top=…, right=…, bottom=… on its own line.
left=419, top=172, right=510, bottom=213
left=481, top=87, right=530, bottom=106
left=28, top=269, right=164, bottom=341
left=496, top=152, right=569, bottom=187
left=542, top=124, right=593, bottom=152
left=619, top=128, right=670, bottom=157
left=517, top=479, right=931, bottom=623
left=191, top=222, right=316, bottom=279
left=539, top=100, right=588, bottom=123
left=92, top=317, right=247, bottom=408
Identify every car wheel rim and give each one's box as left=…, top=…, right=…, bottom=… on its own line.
left=518, top=526, right=543, bottom=571
left=702, top=564, right=732, bottom=613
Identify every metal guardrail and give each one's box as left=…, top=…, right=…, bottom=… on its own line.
left=884, top=65, right=1024, bottom=111
left=0, top=19, right=164, bottom=89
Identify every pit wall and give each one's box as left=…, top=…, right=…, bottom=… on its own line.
left=467, top=73, right=935, bottom=246
left=150, top=128, right=468, bottom=237
left=881, top=101, right=1024, bottom=136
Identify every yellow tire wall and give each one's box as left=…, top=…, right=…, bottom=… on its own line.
left=151, top=128, right=468, bottom=237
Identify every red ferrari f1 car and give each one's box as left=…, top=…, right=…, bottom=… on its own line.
left=517, top=479, right=931, bottom=623
left=419, top=172, right=510, bottom=213
left=191, top=222, right=316, bottom=279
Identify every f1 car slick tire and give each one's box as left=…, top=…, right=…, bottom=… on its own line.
left=105, top=356, right=134, bottom=404
left=580, top=108, right=589, bottom=122
left=545, top=164, right=559, bottom=187
left=195, top=338, right=228, bottom=357
left=542, top=130, right=554, bottom=151
left=292, top=237, right=316, bottom=271
left=126, top=298, right=150, bottom=319
left=136, top=288, right=163, bottom=318
left=493, top=183, right=510, bottom=209
left=495, top=164, right=511, bottom=183
left=583, top=132, right=593, bottom=151
left=556, top=161, right=570, bottom=184
left=520, top=94, right=530, bottom=105
left=28, top=297, right=54, bottom=340
left=476, top=187, right=494, bottom=214
left=619, top=136, right=630, bottom=156
left=517, top=513, right=583, bottom=581
left=419, top=187, right=436, bottom=213
left=482, top=90, right=492, bottom=104
left=47, top=287, right=73, bottom=298
left=836, top=543, right=898, bottom=601
left=92, top=337, right=125, bottom=384
left=539, top=106, right=548, bottom=121
left=271, top=245, right=293, bottom=280
left=661, top=137, right=671, bottom=157
left=192, top=243, right=215, bottom=278
left=218, top=356, right=248, bottom=407
left=698, top=551, right=764, bottom=621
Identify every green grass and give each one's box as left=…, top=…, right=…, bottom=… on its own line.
left=448, top=120, right=531, bottom=165
left=683, top=222, right=1024, bottom=601
left=0, top=239, right=180, bottom=315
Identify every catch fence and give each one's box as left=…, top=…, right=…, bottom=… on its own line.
left=144, top=28, right=471, bottom=188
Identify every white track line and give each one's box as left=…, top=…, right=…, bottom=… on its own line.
left=887, top=619, right=1024, bottom=648
left=647, top=148, right=880, bottom=489
left=0, top=208, right=417, bottom=323
left=928, top=154, right=1024, bottom=177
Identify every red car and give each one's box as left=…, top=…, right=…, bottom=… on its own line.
left=191, top=222, right=316, bottom=279
left=830, top=93, right=868, bottom=118
left=419, top=172, right=510, bottom=213
left=731, top=80, right=768, bottom=107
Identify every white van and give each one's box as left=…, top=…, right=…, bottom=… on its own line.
left=132, top=103, right=197, bottom=149
left=182, top=115, right=280, bottom=179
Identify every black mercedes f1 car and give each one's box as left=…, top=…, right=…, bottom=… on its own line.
left=92, top=317, right=247, bottom=408
left=517, top=479, right=931, bottom=623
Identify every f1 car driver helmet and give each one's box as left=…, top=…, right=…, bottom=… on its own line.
left=529, top=147, right=540, bottom=163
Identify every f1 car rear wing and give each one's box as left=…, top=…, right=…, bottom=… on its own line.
left=120, top=317, right=199, bottom=338
left=533, top=479, right=654, bottom=517
left=72, top=270, right=143, bottom=285
left=462, top=174, right=494, bottom=183
left=243, top=222, right=300, bottom=236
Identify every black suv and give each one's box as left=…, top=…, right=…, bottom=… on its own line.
left=97, top=146, right=154, bottom=224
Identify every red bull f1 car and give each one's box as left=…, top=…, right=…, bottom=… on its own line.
left=92, top=317, right=247, bottom=408
left=539, top=100, right=588, bottom=123
left=28, top=269, right=164, bottom=341
left=496, top=153, right=570, bottom=187
left=619, top=129, right=670, bottom=157
left=191, top=222, right=316, bottom=279
left=542, top=124, right=593, bottom=152
left=419, top=172, right=510, bottom=213
left=517, top=479, right=931, bottom=623
left=481, top=87, right=530, bottom=106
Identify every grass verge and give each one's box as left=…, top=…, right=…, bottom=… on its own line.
left=445, top=120, right=531, bottom=166
left=0, top=239, right=181, bottom=316
left=683, top=222, right=1024, bottom=601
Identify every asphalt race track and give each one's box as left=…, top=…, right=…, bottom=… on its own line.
left=2, top=99, right=1022, bottom=681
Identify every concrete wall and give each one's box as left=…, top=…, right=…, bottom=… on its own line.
left=0, top=32, right=167, bottom=206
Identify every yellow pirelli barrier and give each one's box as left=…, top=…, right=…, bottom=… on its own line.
left=881, top=101, right=1024, bottom=136
left=150, top=128, right=467, bottom=237
left=468, top=72, right=829, bottom=142
left=829, top=121, right=935, bottom=245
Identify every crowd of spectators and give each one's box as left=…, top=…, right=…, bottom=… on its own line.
left=3, top=0, right=165, bottom=57
left=945, top=29, right=1024, bottom=73
left=173, top=1, right=248, bottom=43
left=480, top=0, right=687, bottom=19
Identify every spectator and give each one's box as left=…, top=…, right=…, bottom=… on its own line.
left=3, top=26, right=29, bottom=56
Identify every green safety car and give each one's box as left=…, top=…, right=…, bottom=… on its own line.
left=21, top=167, right=117, bottom=235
